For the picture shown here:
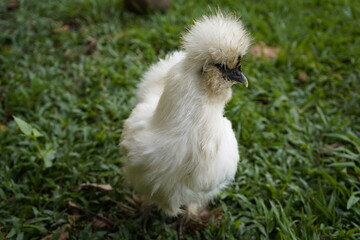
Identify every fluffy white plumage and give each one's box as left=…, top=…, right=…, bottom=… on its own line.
left=120, top=13, right=251, bottom=216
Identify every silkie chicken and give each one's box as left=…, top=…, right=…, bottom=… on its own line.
left=120, top=13, right=251, bottom=224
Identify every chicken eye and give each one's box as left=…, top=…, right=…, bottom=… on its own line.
left=214, top=63, right=227, bottom=72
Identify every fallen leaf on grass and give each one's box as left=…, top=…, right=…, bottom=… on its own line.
left=6, top=1, right=20, bottom=11
left=53, top=24, right=71, bottom=33
left=297, top=72, right=308, bottom=83
left=53, top=21, right=80, bottom=34
left=68, top=213, right=82, bottom=226
left=320, top=143, right=341, bottom=152
left=332, top=73, right=343, bottom=80
left=68, top=201, right=80, bottom=209
left=64, top=49, right=72, bottom=57
left=41, top=224, right=70, bottom=240
left=63, top=49, right=79, bottom=59
left=250, top=42, right=280, bottom=60
left=68, top=201, right=113, bottom=227
left=1, top=232, right=8, bottom=240
left=42, top=231, right=69, bottom=240
left=104, top=31, right=124, bottom=41
left=85, top=37, right=99, bottom=55
left=104, top=196, right=137, bottom=217
left=78, top=183, right=113, bottom=191
left=92, top=216, right=109, bottom=228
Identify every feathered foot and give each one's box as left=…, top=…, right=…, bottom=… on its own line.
left=178, top=204, right=224, bottom=239
left=125, top=192, right=156, bottom=232
left=123, top=192, right=149, bottom=215
left=107, top=192, right=155, bottom=231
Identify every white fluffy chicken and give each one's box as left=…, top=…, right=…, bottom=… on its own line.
left=120, top=13, right=251, bottom=223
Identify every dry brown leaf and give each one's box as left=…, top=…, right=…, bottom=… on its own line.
left=250, top=42, right=280, bottom=60
left=58, top=231, right=69, bottom=240
left=320, top=143, right=341, bottom=152
left=64, top=49, right=72, bottom=57
left=41, top=233, right=53, bottom=240
left=68, top=213, right=82, bottom=226
left=297, top=72, right=308, bottom=83
left=0, top=124, right=8, bottom=131
left=78, top=183, right=113, bottom=191
left=85, top=37, right=97, bottom=55
left=67, top=201, right=114, bottom=226
left=53, top=25, right=70, bottom=33
left=92, top=216, right=109, bottom=228
left=7, top=1, right=20, bottom=11
left=41, top=224, right=70, bottom=240
left=332, top=74, right=343, bottom=80
left=105, top=197, right=137, bottom=214
left=104, top=31, right=124, bottom=40
left=68, top=201, right=78, bottom=208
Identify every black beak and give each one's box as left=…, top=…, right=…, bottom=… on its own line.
left=225, top=67, right=248, bottom=87
left=214, top=64, right=248, bottom=87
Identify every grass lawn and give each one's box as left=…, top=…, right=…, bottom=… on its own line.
left=1, top=0, right=360, bottom=239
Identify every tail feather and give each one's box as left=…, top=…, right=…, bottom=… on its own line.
left=136, top=51, right=185, bottom=104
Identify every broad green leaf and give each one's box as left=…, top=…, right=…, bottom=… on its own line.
left=32, top=128, right=43, bottom=137
left=329, top=162, right=356, bottom=168
left=254, top=221, right=267, bottom=236
left=16, top=232, right=24, bottom=240
left=6, top=228, right=16, bottom=238
left=13, top=116, right=32, bottom=136
left=347, top=194, right=360, bottom=210
left=21, top=224, right=47, bottom=233
left=0, top=188, right=5, bottom=199
left=43, top=150, right=55, bottom=168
